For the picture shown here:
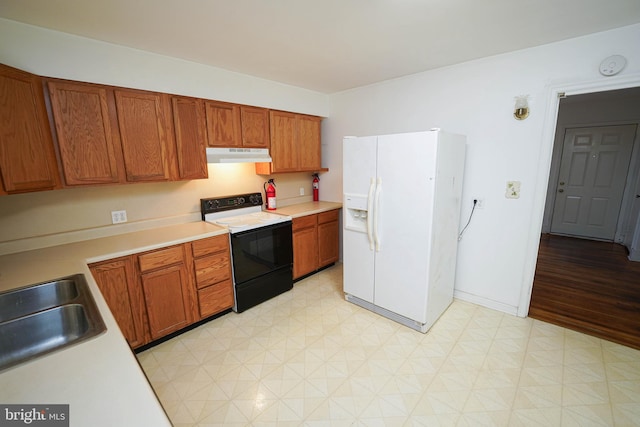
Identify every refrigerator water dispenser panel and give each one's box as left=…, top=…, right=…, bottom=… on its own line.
left=344, top=194, right=369, bottom=232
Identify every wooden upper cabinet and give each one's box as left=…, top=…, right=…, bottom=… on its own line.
left=268, top=110, right=298, bottom=172
left=114, top=89, right=176, bottom=182
left=257, top=110, right=322, bottom=174
left=240, top=106, right=269, bottom=148
left=204, top=100, right=242, bottom=147
left=47, top=80, right=122, bottom=186
left=171, top=96, right=208, bottom=180
left=297, top=114, right=322, bottom=171
left=0, top=64, right=60, bottom=194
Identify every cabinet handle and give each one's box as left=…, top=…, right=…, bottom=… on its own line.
left=558, top=189, right=564, bottom=193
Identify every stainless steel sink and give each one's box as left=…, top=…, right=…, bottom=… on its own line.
left=0, top=278, right=79, bottom=323
left=0, top=274, right=106, bottom=371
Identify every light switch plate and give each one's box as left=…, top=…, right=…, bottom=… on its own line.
left=506, top=181, right=520, bottom=199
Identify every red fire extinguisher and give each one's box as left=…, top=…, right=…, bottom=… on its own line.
left=312, top=173, right=320, bottom=201
left=264, top=179, right=276, bottom=210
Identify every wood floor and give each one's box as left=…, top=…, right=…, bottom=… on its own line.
left=528, top=233, right=640, bottom=350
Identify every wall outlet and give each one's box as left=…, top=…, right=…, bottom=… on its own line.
left=473, top=198, right=484, bottom=209
left=299, top=187, right=305, bottom=196
left=506, top=181, right=521, bottom=199
left=111, top=210, right=128, bottom=224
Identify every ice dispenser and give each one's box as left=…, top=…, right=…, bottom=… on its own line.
left=344, top=194, right=369, bottom=232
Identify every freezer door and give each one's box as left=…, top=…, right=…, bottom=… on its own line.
left=373, top=131, right=438, bottom=323
left=342, top=136, right=377, bottom=303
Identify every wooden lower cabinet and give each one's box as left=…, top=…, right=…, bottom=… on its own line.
left=317, top=210, right=340, bottom=267
left=292, top=209, right=340, bottom=279
left=191, top=235, right=234, bottom=319
left=292, top=215, right=319, bottom=279
left=138, top=245, right=196, bottom=341
left=89, top=257, right=148, bottom=348
left=90, top=236, right=234, bottom=349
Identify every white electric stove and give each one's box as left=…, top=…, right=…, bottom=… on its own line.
left=200, top=193, right=293, bottom=312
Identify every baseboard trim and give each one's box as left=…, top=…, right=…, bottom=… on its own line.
left=453, top=289, right=519, bottom=316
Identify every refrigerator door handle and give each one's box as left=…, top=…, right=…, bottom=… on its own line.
left=366, top=178, right=376, bottom=250
left=373, top=177, right=382, bottom=251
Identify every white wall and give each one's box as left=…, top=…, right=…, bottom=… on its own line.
left=0, top=18, right=329, bottom=115
left=323, top=24, right=640, bottom=315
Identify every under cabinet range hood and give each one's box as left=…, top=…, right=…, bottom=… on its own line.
left=206, top=147, right=272, bottom=163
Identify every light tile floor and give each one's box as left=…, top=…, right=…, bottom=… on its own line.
left=137, top=264, right=640, bottom=426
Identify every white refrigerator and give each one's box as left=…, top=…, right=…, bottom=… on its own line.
left=343, top=130, right=466, bottom=332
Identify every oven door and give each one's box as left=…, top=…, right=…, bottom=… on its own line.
left=230, top=221, right=293, bottom=312
left=230, top=221, right=293, bottom=285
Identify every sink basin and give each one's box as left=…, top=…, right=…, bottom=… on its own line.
left=0, top=274, right=106, bottom=371
left=0, top=279, right=79, bottom=323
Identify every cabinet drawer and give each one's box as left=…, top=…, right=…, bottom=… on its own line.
left=292, top=214, right=317, bottom=231
left=138, top=245, right=184, bottom=273
left=318, top=209, right=339, bottom=224
left=198, top=280, right=233, bottom=318
left=194, top=253, right=231, bottom=289
left=192, top=234, right=229, bottom=258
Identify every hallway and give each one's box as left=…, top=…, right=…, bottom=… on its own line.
left=529, top=234, right=640, bottom=350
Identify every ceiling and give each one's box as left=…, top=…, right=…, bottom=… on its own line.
left=1, top=0, right=640, bottom=93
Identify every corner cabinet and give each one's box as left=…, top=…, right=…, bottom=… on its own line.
left=255, top=111, right=322, bottom=174
left=89, top=257, right=148, bottom=348
left=0, top=64, right=60, bottom=195
left=292, top=209, right=340, bottom=280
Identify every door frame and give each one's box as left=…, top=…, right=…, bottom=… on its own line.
left=517, top=72, right=640, bottom=317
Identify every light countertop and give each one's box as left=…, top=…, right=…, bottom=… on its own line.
left=0, top=221, right=227, bottom=427
left=271, top=201, right=342, bottom=218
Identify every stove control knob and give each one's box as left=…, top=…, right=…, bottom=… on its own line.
left=249, top=194, right=258, bottom=204
left=238, top=197, right=245, bottom=204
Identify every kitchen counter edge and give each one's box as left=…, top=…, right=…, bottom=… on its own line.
left=272, top=201, right=342, bottom=218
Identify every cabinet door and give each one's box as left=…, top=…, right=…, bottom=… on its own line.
left=171, top=96, right=208, bottom=180
left=0, top=64, right=60, bottom=194
left=141, top=263, right=194, bottom=340
left=297, top=115, right=322, bottom=171
left=47, top=80, right=122, bottom=185
left=292, top=215, right=318, bottom=279
left=318, top=210, right=340, bottom=267
left=205, top=101, right=242, bottom=147
left=269, top=110, right=298, bottom=172
left=240, top=106, right=269, bottom=148
left=114, top=89, right=175, bottom=182
left=89, top=257, right=148, bottom=348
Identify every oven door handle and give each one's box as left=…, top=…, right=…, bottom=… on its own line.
left=373, top=177, right=382, bottom=252
left=367, top=178, right=375, bottom=250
